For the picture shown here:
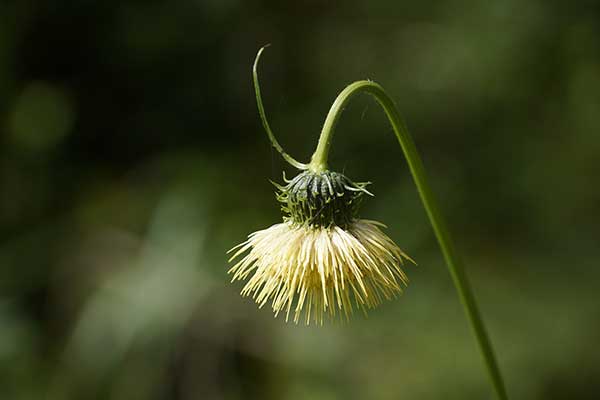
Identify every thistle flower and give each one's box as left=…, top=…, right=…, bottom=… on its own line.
left=228, top=170, right=414, bottom=324
left=228, top=46, right=508, bottom=398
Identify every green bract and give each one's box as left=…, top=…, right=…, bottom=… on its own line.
left=273, top=170, right=372, bottom=228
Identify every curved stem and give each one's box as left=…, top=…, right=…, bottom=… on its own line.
left=253, top=46, right=307, bottom=170
left=311, top=80, right=508, bottom=400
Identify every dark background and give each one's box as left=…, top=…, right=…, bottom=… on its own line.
left=1, top=1, right=599, bottom=399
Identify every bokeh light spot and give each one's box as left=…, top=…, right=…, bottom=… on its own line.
left=8, top=82, right=75, bottom=153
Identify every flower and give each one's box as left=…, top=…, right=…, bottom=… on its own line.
left=228, top=170, right=414, bottom=324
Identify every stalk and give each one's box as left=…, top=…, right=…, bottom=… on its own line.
left=309, top=81, right=508, bottom=400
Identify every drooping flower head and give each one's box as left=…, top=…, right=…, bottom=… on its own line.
left=228, top=46, right=508, bottom=400
left=228, top=170, right=414, bottom=324
left=228, top=46, right=414, bottom=324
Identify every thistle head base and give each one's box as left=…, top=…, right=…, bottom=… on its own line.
left=274, top=170, right=372, bottom=229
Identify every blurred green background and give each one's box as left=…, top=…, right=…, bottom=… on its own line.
left=1, top=1, right=599, bottom=399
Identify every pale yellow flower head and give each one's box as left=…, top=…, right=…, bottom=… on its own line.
left=228, top=169, right=414, bottom=324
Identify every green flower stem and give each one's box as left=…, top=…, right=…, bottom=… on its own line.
left=309, top=81, right=508, bottom=400
left=253, top=45, right=307, bottom=170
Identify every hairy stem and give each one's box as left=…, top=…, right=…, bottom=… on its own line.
left=310, top=80, right=508, bottom=400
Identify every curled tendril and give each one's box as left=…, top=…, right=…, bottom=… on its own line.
left=253, top=45, right=307, bottom=170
